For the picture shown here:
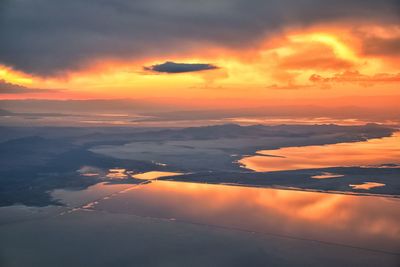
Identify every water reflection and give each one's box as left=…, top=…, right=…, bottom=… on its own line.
left=240, top=132, right=400, bottom=172
left=106, top=168, right=128, bottom=179
left=132, top=171, right=182, bottom=180
left=228, top=116, right=379, bottom=126
left=77, top=166, right=102, bottom=177
left=52, top=182, right=134, bottom=207
left=93, top=181, right=400, bottom=253
left=311, top=172, right=344, bottom=179
left=350, top=182, right=386, bottom=190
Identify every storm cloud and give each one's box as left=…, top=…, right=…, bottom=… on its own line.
left=144, top=61, right=218, bottom=73
left=0, top=0, right=399, bottom=75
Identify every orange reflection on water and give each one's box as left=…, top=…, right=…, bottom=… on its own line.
left=349, top=182, right=386, bottom=190
left=132, top=171, right=182, bottom=180
left=311, top=172, right=345, bottom=179
left=106, top=168, right=128, bottom=179
left=240, top=132, right=400, bottom=172
left=96, top=181, right=400, bottom=253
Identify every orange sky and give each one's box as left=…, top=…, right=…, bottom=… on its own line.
left=1, top=23, right=399, bottom=107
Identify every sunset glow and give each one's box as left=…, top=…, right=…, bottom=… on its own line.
left=1, top=24, right=399, bottom=106
left=1, top=1, right=400, bottom=265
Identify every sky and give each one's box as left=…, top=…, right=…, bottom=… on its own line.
left=0, top=0, right=399, bottom=108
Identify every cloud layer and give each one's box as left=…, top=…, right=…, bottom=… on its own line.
left=0, top=0, right=399, bottom=75
left=309, top=71, right=400, bottom=87
left=0, top=80, right=60, bottom=94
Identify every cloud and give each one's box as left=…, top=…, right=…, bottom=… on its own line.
left=309, top=71, right=400, bottom=87
left=0, top=80, right=61, bottom=94
left=279, top=42, right=354, bottom=70
left=0, top=0, right=399, bottom=75
left=266, top=83, right=313, bottom=90
left=363, top=36, right=400, bottom=57
left=144, top=61, right=218, bottom=73
left=353, top=26, right=400, bottom=57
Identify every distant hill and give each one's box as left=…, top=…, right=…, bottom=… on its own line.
left=0, top=136, right=77, bottom=170
left=122, top=123, right=395, bottom=141
left=0, top=108, right=13, bottom=116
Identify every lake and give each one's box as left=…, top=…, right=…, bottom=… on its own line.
left=240, top=132, right=400, bottom=172
left=1, top=180, right=399, bottom=266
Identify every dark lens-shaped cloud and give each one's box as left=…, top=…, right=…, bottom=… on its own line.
left=144, top=61, right=218, bottom=73
left=0, top=80, right=61, bottom=94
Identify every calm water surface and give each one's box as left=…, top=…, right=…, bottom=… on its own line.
left=240, top=132, right=400, bottom=172
left=71, top=180, right=400, bottom=254
left=1, top=180, right=399, bottom=266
